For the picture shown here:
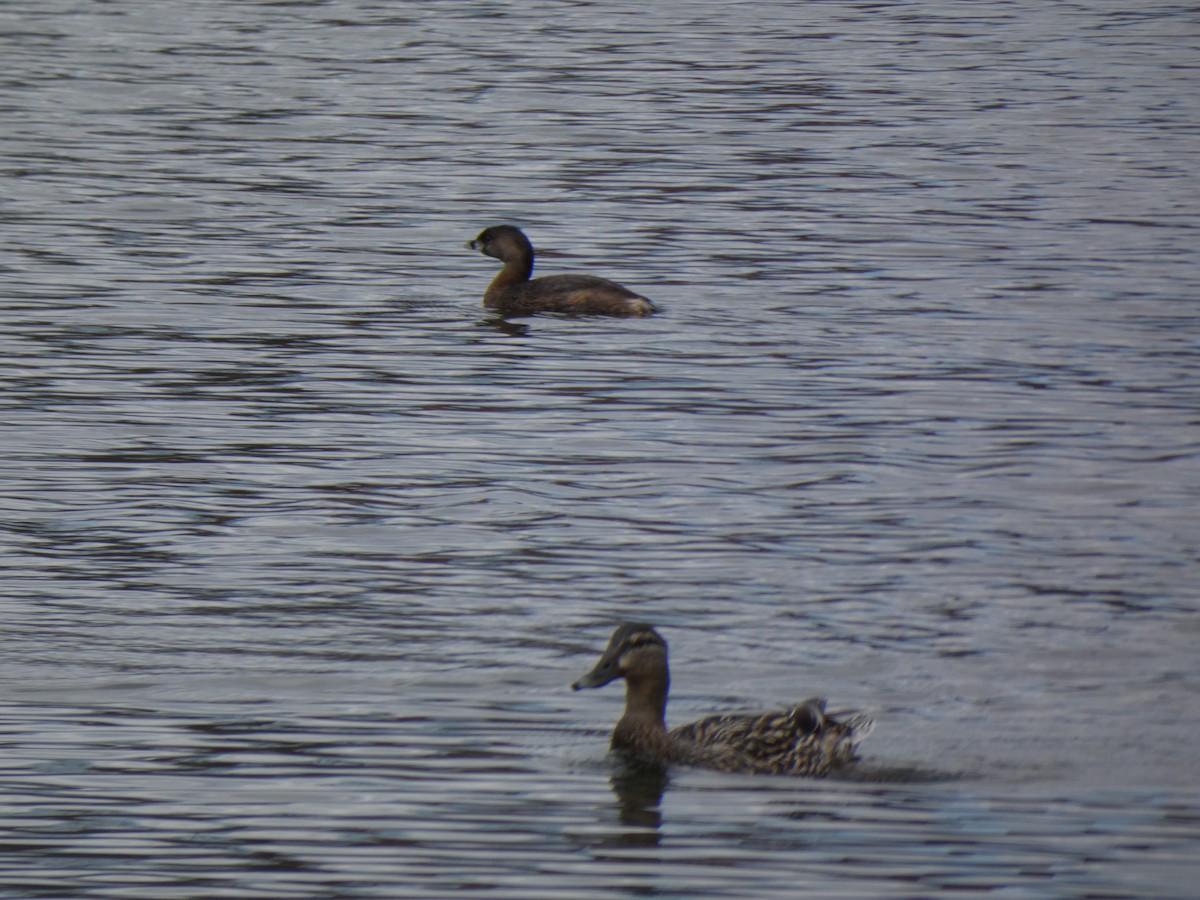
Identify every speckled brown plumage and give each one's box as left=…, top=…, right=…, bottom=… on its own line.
left=466, top=225, right=656, bottom=318
left=572, top=623, right=872, bottom=776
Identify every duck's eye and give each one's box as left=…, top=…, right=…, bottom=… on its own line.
left=628, top=631, right=658, bottom=649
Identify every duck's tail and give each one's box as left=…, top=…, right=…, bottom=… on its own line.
left=825, top=709, right=874, bottom=769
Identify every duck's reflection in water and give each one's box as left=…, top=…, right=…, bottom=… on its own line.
left=605, top=762, right=668, bottom=847
left=477, top=314, right=530, bottom=337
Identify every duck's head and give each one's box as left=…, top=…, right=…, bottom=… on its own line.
left=572, top=623, right=667, bottom=691
left=465, top=224, right=533, bottom=263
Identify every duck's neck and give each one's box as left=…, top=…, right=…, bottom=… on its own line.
left=484, top=254, right=533, bottom=302
left=612, top=670, right=670, bottom=751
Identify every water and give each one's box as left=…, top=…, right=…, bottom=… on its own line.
left=2, top=0, right=1199, bottom=896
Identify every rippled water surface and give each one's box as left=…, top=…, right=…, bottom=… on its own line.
left=3, top=0, right=1199, bottom=896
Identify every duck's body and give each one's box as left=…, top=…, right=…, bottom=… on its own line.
left=573, top=623, right=871, bottom=776
left=467, top=225, right=656, bottom=318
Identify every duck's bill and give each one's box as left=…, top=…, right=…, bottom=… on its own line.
left=571, top=658, right=619, bottom=691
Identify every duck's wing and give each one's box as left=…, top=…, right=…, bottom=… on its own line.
left=671, top=699, right=872, bottom=775
left=517, top=275, right=653, bottom=316
left=671, top=699, right=826, bottom=752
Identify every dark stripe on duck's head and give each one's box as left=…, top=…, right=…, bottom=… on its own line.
left=609, top=622, right=663, bottom=653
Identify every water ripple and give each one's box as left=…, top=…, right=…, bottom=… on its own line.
left=2, top=0, right=1199, bottom=896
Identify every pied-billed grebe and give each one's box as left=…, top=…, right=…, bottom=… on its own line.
left=572, top=623, right=873, bottom=776
left=466, top=225, right=656, bottom=317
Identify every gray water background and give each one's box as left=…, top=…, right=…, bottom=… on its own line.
left=2, top=0, right=1199, bottom=896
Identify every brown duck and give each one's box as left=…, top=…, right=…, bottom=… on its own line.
left=466, top=225, right=656, bottom=318
left=573, top=623, right=872, bottom=776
